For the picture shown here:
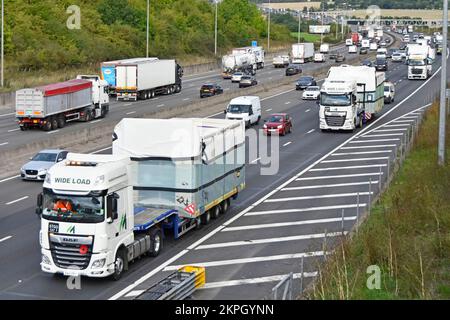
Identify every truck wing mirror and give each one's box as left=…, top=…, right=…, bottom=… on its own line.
left=36, top=193, right=43, bottom=217
left=107, top=193, right=119, bottom=222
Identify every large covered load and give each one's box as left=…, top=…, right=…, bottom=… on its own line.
left=112, top=118, right=246, bottom=220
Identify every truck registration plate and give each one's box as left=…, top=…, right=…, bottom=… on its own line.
left=63, top=270, right=79, bottom=277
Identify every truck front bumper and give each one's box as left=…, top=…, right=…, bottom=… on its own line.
left=40, top=248, right=114, bottom=278
left=320, top=118, right=355, bottom=131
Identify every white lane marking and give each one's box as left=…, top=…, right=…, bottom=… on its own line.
left=152, top=97, right=159, bottom=100
left=383, top=123, right=411, bottom=127
left=224, top=217, right=356, bottom=232
left=7, top=128, right=20, bottom=133
left=307, top=129, right=315, bottom=134
left=47, top=130, right=60, bottom=135
left=296, top=172, right=383, bottom=181
left=124, top=103, right=133, bottom=107
left=310, top=164, right=387, bottom=171
left=124, top=290, right=145, bottom=298
left=0, top=236, right=12, bottom=243
left=283, top=141, right=292, bottom=147
left=164, top=251, right=325, bottom=271
left=400, top=116, right=419, bottom=119
left=183, top=98, right=190, bottom=101
left=91, top=146, right=112, bottom=154
left=340, top=144, right=397, bottom=150
left=0, top=112, right=14, bottom=117
left=285, top=101, right=291, bottom=105
left=250, top=157, right=260, bottom=164
left=109, top=249, right=189, bottom=300
left=321, top=157, right=389, bottom=163
left=260, top=89, right=295, bottom=101
left=195, top=232, right=346, bottom=250
left=90, top=120, right=102, bottom=124
left=350, top=139, right=400, bottom=143
left=0, top=142, right=9, bottom=146
left=0, top=175, right=20, bottom=183
left=157, top=104, right=165, bottom=108
left=392, top=119, right=415, bottom=123
left=362, top=133, right=404, bottom=137
left=204, top=111, right=224, bottom=119
left=282, top=181, right=379, bottom=191
left=305, top=109, right=311, bottom=113
left=333, top=150, right=391, bottom=156
left=265, top=192, right=373, bottom=203
left=201, top=272, right=318, bottom=289
left=224, top=88, right=230, bottom=91
left=6, top=196, right=29, bottom=205
left=399, top=79, right=403, bottom=82
left=266, top=108, right=272, bottom=112
left=110, top=86, right=436, bottom=299
left=246, top=204, right=367, bottom=217
left=373, top=128, right=407, bottom=132
left=126, top=111, right=136, bottom=115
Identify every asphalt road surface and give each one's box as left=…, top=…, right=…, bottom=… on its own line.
left=0, top=33, right=445, bottom=300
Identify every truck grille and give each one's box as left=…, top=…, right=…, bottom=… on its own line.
left=50, top=236, right=93, bottom=270
left=412, top=68, right=423, bottom=75
left=325, top=115, right=346, bottom=127
left=25, top=170, right=38, bottom=175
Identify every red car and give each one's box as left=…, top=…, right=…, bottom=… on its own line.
left=263, top=113, right=292, bottom=136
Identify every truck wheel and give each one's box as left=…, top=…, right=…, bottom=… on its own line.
left=255, top=116, right=261, bottom=125
left=43, top=119, right=52, bottom=131
left=211, top=206, right=220, bottom=219
left=358, top=115, right=363, bottom=128
left=201, top=211, right=211, bottom=225
left=51, top=117, right=58, bottom=130
left=85, top=111, right=92, bottom=122
left=112, top=249, right=125, bottom=281
left=149, top=229, right=163, bottom=257
left=57, top=116, right=65, bottom=128
left=195, top=216, right=202, bottom=230
left=221, top=199, right=230, bottom=214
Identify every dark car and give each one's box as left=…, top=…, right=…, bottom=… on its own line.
left=375, top=57, right=388, bottom=71
left=329, top=53, right=337, bottom=60
left=286, top=64, right=302, bottom=76
left=200, top=83, right=223, bottom=98
left=239, top=75, right=258, bottom=88
left=296, top=76, right=317, bottom=90
left=263, top=113, right=292, bottom=136
left=361, top=59, right=373, bottom=67
left=335, top=54, right=346, bottom=62
left=359, top=47, right=368, bottom=54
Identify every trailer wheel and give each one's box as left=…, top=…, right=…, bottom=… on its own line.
left=201, top=211, right=211, bottom=225
left=57, top=116, right=65, bottom=128
left=20, top=126, right=25, bottom=131
left=43, top=119, right=52, bottom=131
left=85, top=111, right=92, bottom=122
left=195, top=216, right=202, bottom=230
left=112, top=249, right=125, bottom=281
left=211, top=206, right=220, bottom=219
left=149, top=229, right=163, bottom=257
left=221, top=199, right=230, bottom=214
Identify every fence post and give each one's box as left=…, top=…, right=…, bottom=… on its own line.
left=299, top=256, right=304, bottom=298
left=323, top=229, right=328, bottom=260
left=341, top=209, right=345, bottom=233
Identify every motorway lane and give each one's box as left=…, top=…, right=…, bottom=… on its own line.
left=0, top=47, right=442, bottom=299
left=0, top=42, right=360, bottom=152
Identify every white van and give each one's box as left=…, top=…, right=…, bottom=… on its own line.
left=348, top=45, right=357, bottom=54
left=225, top=96, right=262, bottom=128
left=370, top=42, right=378, bottom=51
left=377, top=48, right=387, bottom=56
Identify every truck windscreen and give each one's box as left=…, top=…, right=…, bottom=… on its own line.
left=42, top=189, right=105, bottom=223
left=320, top=93, right=351, bottom=106
left=409, top=59, right=426, bottom=66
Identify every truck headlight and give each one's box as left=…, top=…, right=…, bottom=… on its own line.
left=44, top=173, right=51, bottom=184
left=42, top=254, right=51, bottom=265
left=263, top=124, right=267, bottom=129
left=277, top=125, right=283, bottom=129
left=325, top=107, right=330, bottom=112
left=91, top=259, right=106, bottom=269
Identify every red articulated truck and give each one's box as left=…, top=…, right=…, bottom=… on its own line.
left=352, top=32, right=360, bottom=45
left=16, top=78, right=109, bottom=131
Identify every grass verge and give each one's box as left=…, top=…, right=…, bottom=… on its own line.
left=308, top=102, right=450, bottom=300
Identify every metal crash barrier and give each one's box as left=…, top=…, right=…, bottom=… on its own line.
left=134, top=266, right=206, bottom=300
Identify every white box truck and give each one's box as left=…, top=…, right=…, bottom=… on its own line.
left=15, top=77, right=109, bottom=131
left=273, top=55, right=290, bottom=68
left=362, top=39, right=370, bottom=49
left=291, top=43, right=314, bottom=64
left=116, top=59, right=183, bottom=101
left=319, top=65, right=385, bottom=131
left=232, top=46, right=265, bottom=69
left=36, top=118, right=245, bottom=279
left=320, top=43, right=330, bottom=53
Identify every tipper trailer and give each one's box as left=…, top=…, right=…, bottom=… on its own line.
left=222, top=52, right=257, bottom=78
left=116, top=59, right=183, bottom=101
left=291, top=43, right=314, bottom=64
left=232, top=46, right=265, bottom=69
left=36, top=118, right=246, bottom=280
left=16, top=78, right=109, bottom=131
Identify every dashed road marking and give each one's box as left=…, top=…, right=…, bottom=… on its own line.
left=6, top=196, right=29, bottom=205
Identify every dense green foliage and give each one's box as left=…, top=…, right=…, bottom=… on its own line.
left=6, top=0, right=290, bottom=71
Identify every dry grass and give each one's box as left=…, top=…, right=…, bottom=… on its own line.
left=308, top=102, right=450, bottom=300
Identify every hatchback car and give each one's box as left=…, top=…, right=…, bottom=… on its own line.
left=200, top=83, right=223, bottom=98
left=286, top=64, right=302, bottom=76
left=20, top=149, right=68, bottom=180
left=302, top=86, right=320, bottom=100
left=359, top=47, right=368, bottom=54
left=361, top=59, right=374, bottom=67
left=263, top=113, right=292, bottom=136
left=239, top=75, right=258, bottom=88
left=391, top=52, right=403, bottom=62
left=231, top=72, right=245, bottom=83
left=296, top=76, right=317, bottom=90
left=335, top=54, right=346, bottom=62
left=329, top=53, right=337, bottom=60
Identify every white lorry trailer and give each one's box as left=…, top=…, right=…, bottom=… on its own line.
left=222, top=52, right=256, bottom=79
left=273, top=55, right=290, bottom=68
left=100, top=57, right=158, bottom=95
left=232, top=46, right=265, bottom=69
left=36, top=118, right=246, bottom=279
left=115, top=59, right=183, bottom=101
left=291, top=43, right=314, bottom=64
left=16, top=77, right=109, bottom=131
left=319, top=65, right=385, bottom=131
left=320, top=43, right=330, bottom=53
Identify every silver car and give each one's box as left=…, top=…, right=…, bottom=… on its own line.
left=20, top=149, right=68, bottom=181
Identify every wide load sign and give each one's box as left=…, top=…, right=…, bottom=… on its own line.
left=309, top=25, right=331, bottom=34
